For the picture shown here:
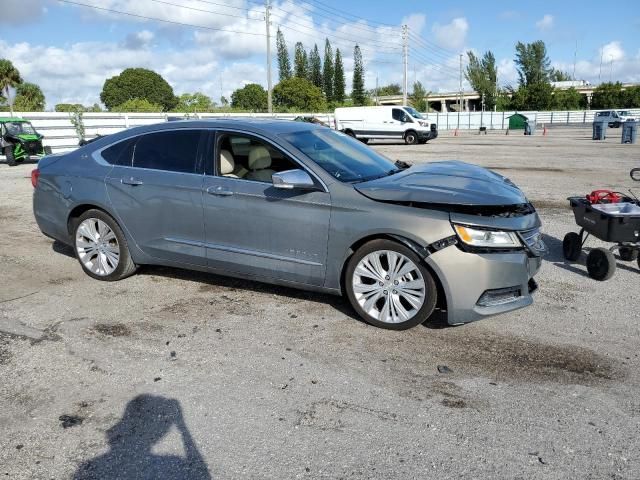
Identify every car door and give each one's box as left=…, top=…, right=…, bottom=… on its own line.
left=201, top=130, right=331, bottom=286
left=103, top=129, right=207, bottom=266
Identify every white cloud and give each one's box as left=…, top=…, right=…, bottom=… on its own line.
left=552, top=42, right=640, bottom=84
left=431, top=17, right=468, bottom=51
left=0, top=0, right=48, bottom=24
left=535, top=14, right=554, bottom=31
left=123, top=30, right=155, bottom=50
left=600, top=41, right=624, bottom=62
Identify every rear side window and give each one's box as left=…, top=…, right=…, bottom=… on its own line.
left=101, top=139, right=135, bottom=166
left=132, top=130, right=201, bottom=173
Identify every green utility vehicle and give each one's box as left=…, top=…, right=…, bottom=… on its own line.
left=1, top=117, right=51, bottom=166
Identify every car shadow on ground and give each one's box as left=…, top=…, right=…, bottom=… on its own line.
left=542, top=233, right=639, bottom=277
left=52, top=240, right=450, bottom=329
left=73, top=394, right=212, bottom=480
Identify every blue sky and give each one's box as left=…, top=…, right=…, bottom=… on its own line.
left=1, top=0, right=639, bottom=108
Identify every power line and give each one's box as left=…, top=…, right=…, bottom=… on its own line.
left=57, top=0, right=266, bottom=36
left=149, top=0, right=263, bottom=22
left=294, top=0, right=397, bottom=30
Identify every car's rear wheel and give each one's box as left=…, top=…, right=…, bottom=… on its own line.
left=345, top=239, right=437, bottom=330
left=404, top=130, right=418, bottom=145
left=73, top=209, right=137, bottom=281
left=4, top=146, right=16, bottom=167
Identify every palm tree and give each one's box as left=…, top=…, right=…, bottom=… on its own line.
left=0, top=59, right=23, bottom=116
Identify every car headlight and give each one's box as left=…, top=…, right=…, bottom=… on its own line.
left=453, top=224, right=522, bottom=248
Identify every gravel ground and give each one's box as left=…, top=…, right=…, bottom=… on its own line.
left=1, top=127, right=639, bottom=479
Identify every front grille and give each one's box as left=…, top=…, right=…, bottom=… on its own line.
left=519, top=227, right=546, bottom=256
left=25, top=141, right=41, bottom=154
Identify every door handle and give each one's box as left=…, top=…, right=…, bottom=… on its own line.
left=121, top=177, right=144, bottom=186
left=206, top=186, right=233, bottom=196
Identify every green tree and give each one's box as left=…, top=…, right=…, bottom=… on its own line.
left=100, top=68, right=177, bottom=111
left=465, top=50, right=497, bottom=109
left=174, top=92, right=214, bottom=112
left=370, top=83, right=402, bottom=97
left=553, top=87, right=582, bottom=110
left=230, top=83, right=268, bottom=111
left=111, top=98, right=164, bottom=112
left=509, top=82, right=554, bottom=111
left=220, top=96, right=229, bottom=107
left=550, top=69, right=572, bottom=82
left=13, top=82, right=45, bottom=111
left=514, top=40, right=552, bottom=86
left=333, top=48, right=345, bottom=104
left=623, top=85, right=640, bottom=108
left=322, top=38, right=334, bottom=101
left=351, top=45, right=366, bottom=106
left=308, top=44, right=322, bottom=89
left=293, top=42, right=308, bottom=79
left=55, top=103, right=85, bottom=112
left=409, top=81, right=428, bottom=112
left=591, top=82, right=625, bottom=109
left=0, top=59, right=23, bottom=116
left=273, top=77, right=326, bottom=112
left=276, top=28, right=291, bottom=82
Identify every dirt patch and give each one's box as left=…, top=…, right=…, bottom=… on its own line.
left=430, top=330, right=618, bottom=384
left=48, top=276, right=74, bottom=285
left=59, top=414, right=84, bottom=429
left=0, top=334, right=12, bottom=365
left=92, top=323, right=131, bottom=337
left=530, top=199, right=571, bottom=210
left=441, top=398, right=467, bottom=409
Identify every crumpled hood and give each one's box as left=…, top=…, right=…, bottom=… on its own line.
left=354, top=160, right=528, bottom=206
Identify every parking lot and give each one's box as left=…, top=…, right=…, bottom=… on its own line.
left=1, top=128, right=639, bottom=479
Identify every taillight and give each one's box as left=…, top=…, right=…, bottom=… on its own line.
left=31, top=169, right=40, bottom=188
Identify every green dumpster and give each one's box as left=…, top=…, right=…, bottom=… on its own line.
left=508, top=113, right=528, bottom=130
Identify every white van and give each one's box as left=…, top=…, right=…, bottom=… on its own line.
left=334, top=106, right=438, bottom=145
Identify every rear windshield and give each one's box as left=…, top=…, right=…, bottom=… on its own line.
left=281, top=128, right=399, bottom=183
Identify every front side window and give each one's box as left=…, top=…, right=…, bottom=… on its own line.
left=281, top=128, right=399, bottom=183
left=217, top=133, right=299, bottom=183
left=392, top=109, right=405, bottom=122
left=132, top=130, right=201, bottom=173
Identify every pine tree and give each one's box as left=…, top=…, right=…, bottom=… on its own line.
left=322, top=38, right=334, bottom=102
left=308, top=44, right=322, bottom=89
left=276, top=28, right=291, bottom=81
left=333, top=48, right=345, bottom=104
left=293, top=42, right=308, bottom=79
left=352, top=45, right=366, bottom=106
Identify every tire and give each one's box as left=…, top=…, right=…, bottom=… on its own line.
left=562, top=232, right=582, bottom=261
left=4, top=146, right=16, bottom=167
left=404, top=130, right=418, bottom=145
left=418, top=139, right=428, bottom=144
left=359, top=138, right=369, bottom=144
left=344, top=239, right=437, bottom=330
left=44, top=146, right=52, bottom=155
left=586, top=248, right=616, bottom=281
left=72, top=209, right=138, bottom=281
left=619, top=247, right=638, bottom=262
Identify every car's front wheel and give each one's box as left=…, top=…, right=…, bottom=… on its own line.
left=4, top=146, right=16, bottom=166
left=73, top=209, right=137, bottom=281
left=345, top=239, right=437, bottom=330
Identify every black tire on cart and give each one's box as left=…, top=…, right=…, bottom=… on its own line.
left=618, top=247, right=638, bottom=262
left=562, top=232, right=582, bottom=261
left=586, top=248, right=616, bottom=281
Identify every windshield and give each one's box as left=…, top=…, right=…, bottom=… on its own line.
left=281, top=128, right=400, bottom=183
left=4, top=122, right=36, bottom=135
left=403, top=106, right=424, bottom=120
left=618, top=111, right=631, bottom=116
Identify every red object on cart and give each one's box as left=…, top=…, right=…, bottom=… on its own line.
left=586, top=190, right=622, bottom=204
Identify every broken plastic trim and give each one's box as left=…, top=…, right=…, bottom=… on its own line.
left=380, top=200, right=536, bottom=218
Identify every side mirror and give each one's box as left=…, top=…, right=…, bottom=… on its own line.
left=272, top=169, right=317, bottom=190
left=631, top=168, right=640, bottom=182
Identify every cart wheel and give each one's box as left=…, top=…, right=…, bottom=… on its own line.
left=562, top=232, right=582, bottom=261
left=618, top=247, right=638, bottom=262
left=586, top=248, right=616, bottom=281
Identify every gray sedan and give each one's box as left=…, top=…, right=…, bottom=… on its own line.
left=32, top=119, right=544, bottom=329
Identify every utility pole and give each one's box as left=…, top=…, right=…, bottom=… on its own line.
left=598, top=48, right=603, bottom=84
left=265, top=0, right=272, bottom=113
left=375, top=75, right=379, bottom=106
left=402, top=25, right=408, bottom=106
left=609, top=55, right=614, bottom=82
left=458, top=53, right=462, bottom=128
left=572, top=40, right=577, bottom=80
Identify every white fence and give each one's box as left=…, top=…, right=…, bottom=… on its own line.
left=7, top=109, right=640, bottom=153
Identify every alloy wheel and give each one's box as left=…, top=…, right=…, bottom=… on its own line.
left=75, top=218, right=120, bottom=276
left=352, top=250, right=426, bottom=324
